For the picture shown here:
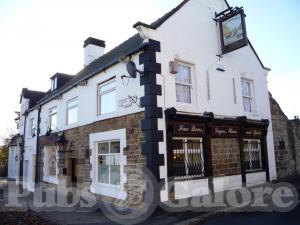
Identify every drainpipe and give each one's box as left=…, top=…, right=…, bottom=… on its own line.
left=34, top=105, right=41, bottom=187
left=19, top=111, right=27, bottom=191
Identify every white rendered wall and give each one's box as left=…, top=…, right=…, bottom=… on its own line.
left=39, top=54, right=144, bottom=136
left=137, top=0, right=276, bottom=200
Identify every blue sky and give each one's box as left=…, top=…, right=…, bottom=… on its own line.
left=0, top=0, right=299, bottom=141
left=228, top=0, right=300, bottom=118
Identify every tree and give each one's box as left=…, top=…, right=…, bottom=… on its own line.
left=0, top=128, right=17, bottom=177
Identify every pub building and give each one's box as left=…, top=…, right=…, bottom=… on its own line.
left=9, top=0, right=276, bottom=206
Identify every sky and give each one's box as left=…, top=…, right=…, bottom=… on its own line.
left=0, top=0, right=299, bottom=142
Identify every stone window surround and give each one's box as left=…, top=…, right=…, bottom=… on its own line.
left=89, top=129, right=127, bottom=200
left=43, top=146, right=59, bottom=184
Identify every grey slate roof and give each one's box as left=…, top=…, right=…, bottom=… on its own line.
left=21, top=88, right=48, bottom=108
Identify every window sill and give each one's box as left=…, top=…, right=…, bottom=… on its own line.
left=43, top=176, right=59, bottom=185
left=90, top=183, right=126, bottom=200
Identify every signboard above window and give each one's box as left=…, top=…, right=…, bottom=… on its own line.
left=219, top=9, right=248, bottom=54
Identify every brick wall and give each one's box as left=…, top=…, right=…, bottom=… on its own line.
left=37, top=112, right=146, bottom=206
left=211, top=138, right=241, bottom=176
left=270, top=93, right=297, bottom=178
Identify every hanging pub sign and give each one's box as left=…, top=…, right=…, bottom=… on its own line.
left=173, top=122, right=205, bottom=137
left=211, top=125, right=239, bottom=138
left=219, top=9, right=248, bottom=54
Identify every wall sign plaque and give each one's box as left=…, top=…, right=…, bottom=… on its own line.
left=173, top=123, right=205, bottom=137
left=211, top=125, right=239, bottom=138
left=244, top=127, right=263, bottom=138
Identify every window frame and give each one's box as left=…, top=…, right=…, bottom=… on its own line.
left=89, top=129, right=126, bottom=200
left=96, top=140, right=121, bottom=186
left=51, top=77, right=57, bottom=91
left=174, top=62, right=193, bottom=105
left=97, top=77, right=117, bottom=116
left=66, top=97, right=78, bottom=125
left=172, top=137, right=205, bottom=180
left=49, top=107, right=58, bottom=131
left=243, top=139, right=263, bottom=172
left=241, top=78, right=254, bottom=113
left=28, top=118, right=36, bottom=138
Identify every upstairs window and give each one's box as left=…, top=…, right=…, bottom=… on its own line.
left=175, top=63, right=192, bottom=104
left=67, top=98, right=78, bottom=125
left=51, top=77, right=57, bottom=91
left=49, top=107, right=57, bottom=131
left=29, top=118, right=36, bottom=137
left=241, top=79, right=254, bottom=112
left=98, top=79, right=116, bottom=115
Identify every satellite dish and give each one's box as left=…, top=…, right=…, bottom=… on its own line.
left=126, top=61, right=137, bottom=78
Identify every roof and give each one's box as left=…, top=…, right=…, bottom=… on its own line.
left=9, top=134, right=22, bottom=147
left=29, top=33, right=144, bottom=111
left=20, top=88, right=47, bottom=108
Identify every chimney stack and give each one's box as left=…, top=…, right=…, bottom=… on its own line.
left=83, top=37, right=106, bottom=67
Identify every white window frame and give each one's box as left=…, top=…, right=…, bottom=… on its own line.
left=97, top=78, right=117, bottom=116
left=89, top=129, right=127, bottom=200
left=28, top=118, right=36, bottom=138
left=243, top=139, right=262, bottom=172
left=49, top=107, right=57, bottom=131
left=43, top=146, right=58, bottom=184
left=175, top=62, right=193, bottom=105
left=66, top=98, right=78, bottom=125
left=96, top=140, right=121, bottom=186
left=51, top=77, right=57, bottom=91
left=241, top=79, right=255, bottom=113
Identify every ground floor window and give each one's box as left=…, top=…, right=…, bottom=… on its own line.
left=89, top=129, right=126, bottom=200
left=43, top=146, right=58, bottom=184
left=97, top=140, right=120, bottom=185
left=243, top=139, right=262, bottom=172
left=172, top=138, right=205, bottom=179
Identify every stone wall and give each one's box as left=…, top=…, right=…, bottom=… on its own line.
left=37, top=112, right=146, bottom=206
left=290, top=119, right=300, bottom=173
left=270, top=93, right=297, bottom=178
left=211, top=138, right=241, bottom=176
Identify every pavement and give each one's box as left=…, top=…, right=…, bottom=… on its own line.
left=0, top=175, right=300, bottom=225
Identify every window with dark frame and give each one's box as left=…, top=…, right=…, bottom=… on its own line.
left=97, top=79, right=116, bottom=115
left=172, top=138, right=205, bottom=179
left=243, top=139, right=262, bottom=172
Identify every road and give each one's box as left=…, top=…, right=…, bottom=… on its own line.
left=202, top=176, right=300, bottom=225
